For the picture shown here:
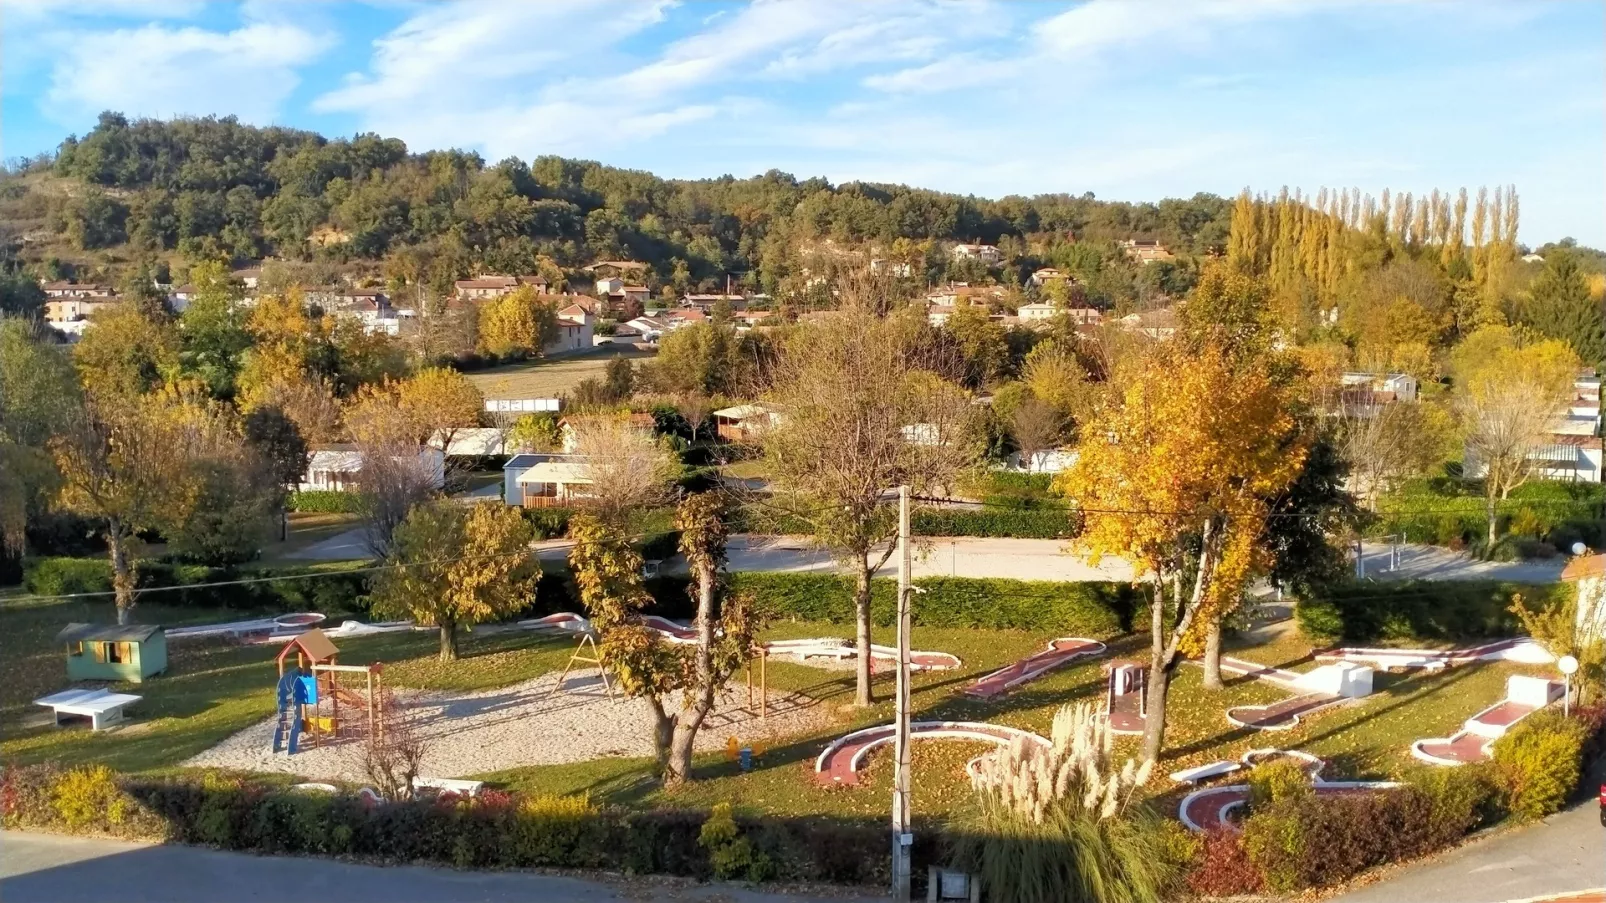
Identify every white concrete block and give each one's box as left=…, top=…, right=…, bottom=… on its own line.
left=1294, top=662, right=1374, bottom=699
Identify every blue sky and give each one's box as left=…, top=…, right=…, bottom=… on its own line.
left=4, top=1, right=1602, bottom=246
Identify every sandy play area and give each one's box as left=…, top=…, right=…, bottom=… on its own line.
left=183, top=668, right=826, bottom=782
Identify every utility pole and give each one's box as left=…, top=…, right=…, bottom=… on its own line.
left=891, top=484, right=913, bottom=902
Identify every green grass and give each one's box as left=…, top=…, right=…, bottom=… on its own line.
left=464, top=347, right=654, bottom=399
left=0, top=593, right=569, bottom=773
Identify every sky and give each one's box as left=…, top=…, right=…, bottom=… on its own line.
left=3, top=0, right=1602, bottom=246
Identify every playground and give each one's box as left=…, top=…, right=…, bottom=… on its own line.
left=0, top=581, right=1571, bottom=823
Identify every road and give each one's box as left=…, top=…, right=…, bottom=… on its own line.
left=1330, top=776, right=1604, bottom=903
left=0, top=832, right=881, bottom=903
left=1356, top=541, right=1567, bottom=583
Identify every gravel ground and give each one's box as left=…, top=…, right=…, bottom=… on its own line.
left=183, top=669, right=826, bottom=782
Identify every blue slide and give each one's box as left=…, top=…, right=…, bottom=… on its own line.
left=271, top=670, right=306, bottom=754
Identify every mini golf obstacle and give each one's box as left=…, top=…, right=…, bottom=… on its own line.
left=814, top=721, right=1050, bottom=786
left=1178, top=749, right=1398, bottom=832
left=1104, top=659, right=1148, bottom=735
left=963, top=638, right=1108, bottom=699
left=763, top=637, right=962, bottom=672
left=1412, top=674, right=1563, bottom=765
left=1314, top=637, right=1553, bottom=672
left=1216, top=656, right=1374, bottom=731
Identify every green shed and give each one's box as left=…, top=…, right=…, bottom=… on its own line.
left=58, top=623, right=167, bottom=683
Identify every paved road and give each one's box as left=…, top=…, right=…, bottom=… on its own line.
left=0, top=832, right=882, bottom=903
left=1330, top=787, right=1604, bottom=903
left=1357, top=541, right=1565, bottom=583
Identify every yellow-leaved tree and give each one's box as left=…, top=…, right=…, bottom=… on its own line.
left=1058, top=341, right=1309, bottom=762
left=476, top=286, right=558, bottom=357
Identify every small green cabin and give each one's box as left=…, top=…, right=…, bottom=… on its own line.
left=58, top=623, right=167, bottom=683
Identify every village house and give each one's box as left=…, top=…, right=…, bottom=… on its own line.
left=40, top=280, right=115, bottom=299
left=1120, top=239, right=1176, bottom=265
left=298, top=445, right=446, bottom=492
left=231, top=267, right=262, bottom=290
left=547, top=299, right=598, bottom=353
left=870, top=258, right=913, bottom=277
left=593, top=277, right=651, bottom=312
left=1118, top=307, right=1179, bottom=339
left=1030, top=267, right=1067, bottom=286
left=44, top=295, right=117, bottom=323
left=949, top=243, right=1002, bottom=264
left=453, top=274, right=549, bottom=301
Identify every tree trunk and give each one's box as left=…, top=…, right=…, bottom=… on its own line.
left=1202, top=621, right=1224, bottom=691
left=1486, top=493, right=1499, bottom=547
left=665, top=558, right=720, bottom=787
left=649, top=698, right=676, bottom=777
left=1142, top=580, right=1170, bottom=763
left=438, top=621, right=458, bottom=662
left=853, top=560, right=875, bottom=707
left=107, top=521, right=135, bottom=625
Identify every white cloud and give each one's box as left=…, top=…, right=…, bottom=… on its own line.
left=43, top=19, right=334, bottom=124
left=2, top=0, right=201, bottom=22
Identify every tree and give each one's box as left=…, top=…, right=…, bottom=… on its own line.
left=567, top=500, right=758, bottom=785
left=567, top=414, right=679, bottom=524
left=1519, top=251, right=1605, bottom=369
left=764, top=305, right=979, bottom=706
left=243, top=405, right=309, bottom=540
left=178, top=260, right=251, bottom=398
left=1455, top=329, right=1580, bottom=545
left=476, top=286, right=557, bottom=357
left=647, top=322, right=746, bottom=396
left=0, top=272, right=46, bottom=319
left=0, top=318, right=79, bottom=553
left=73, top=304, right=180, bottom=402
left=1263, top=428, right=1362, bottom=597
left=944, top=302, right=1008, bottom=388
left=1336, top=398, right=1443, bottom=510
left=507, top=412, right=560, bottom=452
left=397, top=366, right=484, bottom=452
left=371, top=501, right=539, bottom=661
left=345, top=389, right=443, bottom=556
left=1009, top=394, right=1062, bottom=472
left=1058, top=341, right=1307, bottom=760
left=1020, top=339, right=1095, bottom=437
left=51, top=390, right=239, bottom=623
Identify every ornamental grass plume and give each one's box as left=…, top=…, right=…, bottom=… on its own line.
left=970, top=702, right=1149, bottom=824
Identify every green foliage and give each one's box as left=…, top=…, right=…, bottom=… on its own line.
left=1517, top=249, right=1606, bottom=368
left=1371, top=477, right=1605, bottom=549
left=913, top=508, right=1077, bottom=539
left=1405, top=763, right=1503, bottom=843
left=22, top=556, right=369, bottom=613
left=699, top=802, right=773, bottom=881
left=1246, top=760, right=1312, bottom=810
left=636, top=573, right=1134, bottom=635
left=51, top=765, right=131, bottom=831
left=1296, top=580, right=1564, bottom=644
left=1493, top=712, right=1588, bottom=820
left=287, top=489, right=368, bottom=513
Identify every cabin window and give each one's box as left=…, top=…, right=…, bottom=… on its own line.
left=69, top=641, right=84, bottom=657
left=93, top=642, right=107, bottom=663
left=106, top=642, right=127, bottom=664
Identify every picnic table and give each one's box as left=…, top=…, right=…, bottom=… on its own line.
left=34, top=688, right=143, bottom=731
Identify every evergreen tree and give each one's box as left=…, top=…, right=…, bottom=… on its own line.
left=1519, top=251, right=1606, bottom=368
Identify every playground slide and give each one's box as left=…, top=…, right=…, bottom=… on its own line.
left=1315, top=637, right=1553, bottom=670
left=963, top=638, right=1108, bottom=699
left=1177, top=749, right=1397, bottom=832
left=813, top=721, right=1049, bottom=786
left=1411, top=675, right=1563, bottom=766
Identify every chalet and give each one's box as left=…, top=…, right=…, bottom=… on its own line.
left=1120, top=239, right=1176, bottom=265
left=298, top=445, right=445, bottom=492
left=714, top=403, right=784, bottom=443
left=1339, top=373, right=1420, bottom=406
left=682, top=293, right=747, bottom=312
left=168, top=284, right=198, bottom=311
left=454, top=274, right=548, bottom=301
left=44, top=296, right=117, bottom=323
left=502, top=453, right=595, bottom=508
left=949, top=243, right=1002, bottom=264
left=59, top=623, right=167, bottom=683
left=1017, top=302, right=1058, bottom=322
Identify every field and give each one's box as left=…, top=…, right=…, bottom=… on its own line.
left=465, top=347, right=656, bottom=400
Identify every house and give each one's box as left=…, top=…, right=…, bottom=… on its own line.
left=429, top=427, right=509, bottom=457
left=557, top=413, right=657, bottom=453
left=44, top=296, right=117, bottom=323
left=623, top=315, right=671, bottom=342
left=682, top=293, right=747, bottom=312
left=168, top=284, right=198, bottom=311
left=455, top=275, right=520, bottom=300
left=870, top=258, right=913, bottom=277
left=232, top=267, right=262, bottom=290
left=714, top=403, right=784, bottom=443
left=547, top=299, right=597, bottom=353
left=583, top=260, right=650, bottom=275
left=1007, top=448, right=1079, bottom=474
left=1563, top=553, right=1606, bottom=635
left=502, top=453, right=596, bottom=508
left=950, top=243, right=1002, bottom=264
left=1017, top=302, right=1058, bottom=322
left=1030, top=268, right=1066, bottom=286
left=59, top=623, right=167, bottom=683
left=298, top=445, right=445, bottom=492
left=1339, top=372, right=1420, bottom=406
left=41, top=281, right=115, bottom=299
left=1464, top=405, right=1604, bottom=484
left=926, top=305, right=956, bottom=327
left=1118, top=307, right=1179, bottom=339
left=1120, top=239, right=1176, bottom=265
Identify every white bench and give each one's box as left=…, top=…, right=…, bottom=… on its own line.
left=34, top=689, right=143, bottom=731
left=412, top=776, right=484, bottom=798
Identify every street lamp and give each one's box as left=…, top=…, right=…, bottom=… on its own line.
left=1559, top=654, right=1579, bottom=718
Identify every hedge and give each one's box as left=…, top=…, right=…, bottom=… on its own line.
left=1, top=765, right=920, bottom=887
left=21, top=557, right=370, bottom=615
left=636, top=572, right=1136, bottom=635
left=287, top=490, right=368, bottom=514
left=1369, top=478, right=1605, bottom=551
left=913, top=509, right=1078, bottom=539
left=1295, top=580, right=1566, bottom=644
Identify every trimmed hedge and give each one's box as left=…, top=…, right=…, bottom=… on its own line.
left=1370, top=479, right=1605, bottom=550
left=913, top=509, right=1077, bottom=539
left=638, top=572, right=1135, bottom=635
left=1295, top=580, right=1566, bottom=644
left=0, top=765, right=917, bottom=887
left=287, top=490, right=368, bottom=514
left=22, top=557, right=370, bottom=615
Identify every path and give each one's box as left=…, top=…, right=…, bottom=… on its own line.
left=1329, top=780, right=1605, bottom=903
left=813, top=721, right=1047, bottom=786
left=1357, top=542, right=1566, bottom=583
left=0, top=832, right=877, bottom=903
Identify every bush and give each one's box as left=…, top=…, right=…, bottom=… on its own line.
left=1406, top=762, right=1502, bottom=845
left=699, top=802, right=773, bottom=881
left=913, top=508, right=1077, bottom=539
left=640, top=573, right=1135, bottom=634
left=1371, top=479, right=1605, bottom=551
left=1185, top=827, right=1263, bottom=898
left=287, top=490, right=368, bottom=514
left=22, top=557, right=369, bottom=615
left=1493, top=712, right=1587, bottom=820
left=1246, top=760, right=1311, bottom=810
left=519, top=508, right=571, bottom=539
left=1296, top=580, right=1564, bottom=644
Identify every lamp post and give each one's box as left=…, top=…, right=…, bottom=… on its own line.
left=1559, top=654, right=1579, bottom=718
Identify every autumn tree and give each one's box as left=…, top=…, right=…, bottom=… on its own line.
left=73, top=304, right=180, bottom=402
left=1058, top=341, right=1308, bottom=760
left=1453, top=327, right=1580, bottom=545
left=763, top=304, right=979, bottom=705
left=397, top=366, right=484, bottom=451
left=371, top=501, right=539, bottom=661
left=476, top=286, right=558, bottom=357
left=567, top=499, right=758, bottom=785
left=1336, top=398, right=1444, bottom=510
left=567, top=414, right=679, bottom=524
left=943, top=302, right=1008, bottom=388
left=0, top=318, right=79, bottom=554
left=507, top=412, right=561, bottom=452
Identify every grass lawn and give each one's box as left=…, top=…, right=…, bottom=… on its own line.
left=0, top=593, right=569, bottom=774
left=464, top=347, right=655, bottom=399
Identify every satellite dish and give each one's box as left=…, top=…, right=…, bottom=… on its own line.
left=1572, top=542, right=1589, bottom=556
left=1559, top=655, right=1580, bottom=676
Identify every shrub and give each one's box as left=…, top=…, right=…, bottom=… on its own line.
left=519, top=508, right=571, bottom=539
left=504, top=794, right=608, bottom=867
left=1493, top=712, right=1587, bottom=820
left=1406, top=762, right=1502, bottom=845
left=1246, top=760, right=1311, bottom=810
left=699, top=802, right=772, bottom=881
left=641, top=573, right=1134, bottom=634
left=1186, top=827, right=1263, bottom=898
left=287, top=490, right=368, bottom=513
left=21, top=557, right=369, bottom=615
left=1296, top=580, right=1563, bottom=644
left=51, top=765, right=131, bottom=832
left=913, top=508, right=1078, bottom=539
